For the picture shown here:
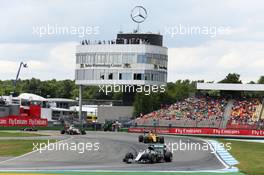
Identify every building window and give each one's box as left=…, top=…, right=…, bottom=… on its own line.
left=108, top=73, right=113, bottom=80
left=76, top=56, right=80, bottom=64
left=145, top=73, right=150, bottom=80
left=124, top=73, right=132, bottom=80
left=111, top=54, right=122, bottom=65
left=95, top=53, right=107, bottom=64
left=137, top=54, right=146, bottom=63
left=122, top=53, right=135, bottom=64
left=134, top=73, right=143, bottom=80
left=100, top=73, right=104, bottom=80
left=146, top=53, right=152, bottom=64
left=119, top=73, right=132, bottom=80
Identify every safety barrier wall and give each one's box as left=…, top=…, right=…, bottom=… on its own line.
left=128, top=127, right=264, bottom=137
left=0, top=115, right=48, bottom=126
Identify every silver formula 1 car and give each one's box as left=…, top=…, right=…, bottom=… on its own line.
left=123, top=144, right=172, bottom=164
left=61, top=125, right=86, bottom=135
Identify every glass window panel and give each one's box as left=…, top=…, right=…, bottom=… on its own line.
left=137, top=54, right=147, bottom=63
left=122, top=53, right=135, bottom=64
left=123, top=73, right=132, bottom=80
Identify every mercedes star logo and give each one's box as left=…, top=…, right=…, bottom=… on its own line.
left=131, top=6, right=147, bottom=23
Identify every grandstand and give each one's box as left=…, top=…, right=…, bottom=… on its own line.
left=134, top=83, right=264, bottom=130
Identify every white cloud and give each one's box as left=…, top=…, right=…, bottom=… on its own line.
left=0, top=60, right=18, bottom=74
left=168, top=40, right=264, bottom=83
left=168, top=46, right=208, bottom=69
left=27, top=60, right=47, bottom=71
left=0, top=42, right=77, bottom=80
left=0, top=0, right=264, bottom=83
left=251, top=59, right=264, bottom=69
left=49, top=42, right=77, bottom=70
left=218, top=52, right=241, bottom=69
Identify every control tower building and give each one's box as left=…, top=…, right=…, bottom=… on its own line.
left=75, top=33, right=168, bottom=86
left=74, top=6, right=168, bottom=122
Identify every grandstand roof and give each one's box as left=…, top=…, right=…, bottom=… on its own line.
left=197, top=83, right=264, bottom=91
left=18, top=93, right=47, bottom=101
left=47, top=98, right=76, bottom=103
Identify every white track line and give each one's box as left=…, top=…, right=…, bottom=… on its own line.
left=160, top=134, right=235, bottom=171
left=202, top=139, right=230, bottom=169
left=0, top=169, right=240, bottom=173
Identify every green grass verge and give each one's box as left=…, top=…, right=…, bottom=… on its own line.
left=0, top=131, right=47, bottom=137
left=218, top=139, right=263, bottom=175
left=0, top=172, right=245, bottom=175
left=0, top=126, right=63, bottom=131
left=57, top=172, right=244, bottom=175
left=0, top=139, right=56, bottom=156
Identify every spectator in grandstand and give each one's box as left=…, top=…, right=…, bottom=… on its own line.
left=135, top=96, right=227, bottom=128
left=227, top=98, right=262, bottom=129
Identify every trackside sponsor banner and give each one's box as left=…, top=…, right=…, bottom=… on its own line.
left=128, top=127, right=170, bottom=133
left=128, top=127, right=264, bottom=137
left=0, top=115, right=48, bottom=126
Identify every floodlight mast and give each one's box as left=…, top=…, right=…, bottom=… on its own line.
left=79, top=85, right=83, bottom=128
left=13, top=61, right=28, bottom=93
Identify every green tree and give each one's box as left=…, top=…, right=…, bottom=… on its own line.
left=219, top=73, right=242, bottom=84
left=257, top=76, right=264, bottom=84
left=132, top=80, right=196, bottom=118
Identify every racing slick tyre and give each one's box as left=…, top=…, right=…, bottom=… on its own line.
left=164, top=151, right=173, bottom=162
left=123, top=152, right=134, bottom=163
left=159, top=136, right=165, bottom=143
left=149, top=154, right=156, bottom=164
left=138, top=135, right=144, bottom=142
left=60, top=130, right=65, bottom=134
left=81, top=129, right=86, bottom=135
left=143, top=137, right=149, bottom=143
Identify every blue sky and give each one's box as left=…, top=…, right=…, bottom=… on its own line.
left=0, top=0, right=264, bottom=83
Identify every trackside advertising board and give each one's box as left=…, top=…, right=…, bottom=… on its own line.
left=0, top=115, right=48, bottom=126
left=128, top=127, right=264, bottom=137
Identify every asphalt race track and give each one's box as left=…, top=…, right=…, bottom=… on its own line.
left=0, top=131, right=227, bottom=171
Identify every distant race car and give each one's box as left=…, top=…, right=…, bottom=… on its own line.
left=123, top=144, right=172, bottom=164
left=60, top=125, right=86, bottom=135
left=138, top=131, right=165, bottom=143
left=21, top=127, right=38, bottom=131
